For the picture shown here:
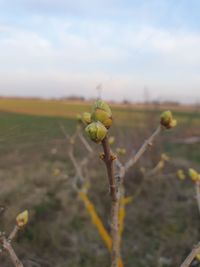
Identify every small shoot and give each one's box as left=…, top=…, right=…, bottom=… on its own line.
left=160, top=110, right=177, bottom=129
left=16, top=210, right=29, bottom=228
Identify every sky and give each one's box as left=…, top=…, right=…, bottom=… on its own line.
left=0, top=0, right=200, bottom=103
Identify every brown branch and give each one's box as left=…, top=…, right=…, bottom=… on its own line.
left=102, top=137, right=117, bottom=201
left=180, top=243, right=200, bottom=267
left=125, top=125, right=162, bottom=171
left=8, top=226, right=19, bottom=242
left=0, top=235, right=24, bottom=267
left=100, top=125, right=162, bottom=267
left=101, top=136, right=119, bottom=267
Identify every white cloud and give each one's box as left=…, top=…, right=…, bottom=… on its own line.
left=0, top=20, right=200, bottom=102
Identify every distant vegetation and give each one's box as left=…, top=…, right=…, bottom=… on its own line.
left=0, top=97, right=199, bottom=267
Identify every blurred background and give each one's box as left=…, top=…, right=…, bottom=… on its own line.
left=0, top=1, right=200, bottom=267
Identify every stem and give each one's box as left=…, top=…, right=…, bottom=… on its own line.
left=102, top=137, right=117, bottom=201
left=8, top=226, right=19, bottom=242
left=180, top=243, right=200, bottom=267
left=111, top=199, right=120, bottom=267
left=102, top=136, right=120, bottom=267
left=1, top=236, right=24, bottom=267
left=125, top=125, right=162, bottom=171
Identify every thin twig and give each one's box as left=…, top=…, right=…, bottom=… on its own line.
left=125, top=125, right=162, bottom=171
left=180, top=243, right=200, bottom=267
left=0, top=234, right=24, bottom=267
left=59, top=124, right=71, bottom=141
left=68, top=148, right=83, bottom=181
left=8, top=226, right=19, bottom=242
left=78, top=131, right=93, bottom=154
left=60, top=124, right=84, bottom=183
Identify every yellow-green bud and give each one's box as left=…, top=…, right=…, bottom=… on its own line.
left=161, top=153, right=170, bottom=162
left=160, top=110, right=177, bottom=129
left=116, top=147, right=126, bottom=155
left=69, top=138, right=75, bottom=145
left=16, top=210, right=29, bottom=228
left=108, top=136, right=115, bottom=145
left=176, top=169, right=185, bottom=180
left=91, top=100, right=112, bottom=128
left=82, top=112, right=91, bottom=124
left=188, top=168, right=199, bottom=182
left=53, top=168, right=61, bottom=177
left=85, top=122, right=107, bottom=143
left=196, top=254, right=200, bottom=261
left=169, top=119, right=177, bottom=128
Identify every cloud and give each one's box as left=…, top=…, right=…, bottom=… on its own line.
left=0, top=11, right=200, bottom=102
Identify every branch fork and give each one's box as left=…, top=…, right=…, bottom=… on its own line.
left=0, top=226, right=24, bottom=267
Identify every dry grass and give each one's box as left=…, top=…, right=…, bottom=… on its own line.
left=0, top=99, right=199, bottom=267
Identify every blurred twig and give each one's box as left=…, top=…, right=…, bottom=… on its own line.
left=0, top=225, right=23, bottom=267
left=125, top=125, right=162, bottom=171
left=180, top=243, right=200, bottom=267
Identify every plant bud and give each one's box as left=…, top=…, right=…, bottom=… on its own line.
left=91, top=100, right=112, bottom=128
left=99, top=153, right=105, bottom=160
left=196, top=254, right=200, bottom=261
left=69, top=138, right=75, bottom=145
left=176, top=169, right=185, bottom=180
left=85, top=122, right=107, bottom=143
left=108, top=136, right=115, bottom=145
left=16, top=210, right=29, bottom=228
left=188, top=168, right=199, bottom=182
left=116, top=148, right=126, bottom=155
left=160, top=110, right=177, bottom=129
left=110, top=153, right=117, bottom=160
left=53, top=168, right=61, bottom=177
left=161, top=153, right=170, bottom=162
left=82, top=112, right=91, bottom=124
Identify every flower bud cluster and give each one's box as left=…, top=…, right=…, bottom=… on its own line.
left=160, top=110, right=177, bottom=129
left=85, top=100, right=113, bottom=143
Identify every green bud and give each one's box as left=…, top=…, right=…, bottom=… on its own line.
left=188, top=168, right=199, bottom=182
left=160, top=110, right=177, bottom=129
left=116, top=147, right=126, bottom=155
left=85, top=121, right=107, bottom=143
left=16, top=210, right=29, bottom=228
left=82, top=112, right=91, bottom=124
left=91, top=100, right=113, bottom=128
left=176, top=169, right=185, bottom=180
left=169, top=119, right=177, bottom=128
left=108, top=136, right=115, bottom=145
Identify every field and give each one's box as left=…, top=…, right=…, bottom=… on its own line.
left=0, top=98, right=200, bottom=267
